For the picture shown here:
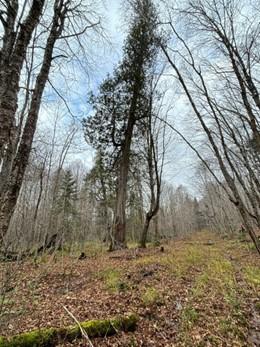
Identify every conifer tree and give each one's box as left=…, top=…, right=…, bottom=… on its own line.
left=84, top=0, right=160, bottom=249
left=57, top=170, right=78, bottom=241
left=84, top=152, right=115, bottom=240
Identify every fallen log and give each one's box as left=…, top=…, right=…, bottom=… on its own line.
left=0, top=234, right=61, bottom=262
left=0, top=313, right=138, bottom=347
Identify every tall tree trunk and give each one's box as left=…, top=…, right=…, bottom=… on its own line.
left=108, top=0, right=159, bottom=250
left=139, top=99, right=163, bottom=248
left=0, top=0, right=45, bottom=158
left=110, top=119, right=135, bottom=250
left=0, top=1, right=67, bottom=246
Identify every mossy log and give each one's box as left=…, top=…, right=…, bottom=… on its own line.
left=0, top=313, right=138, bottom=347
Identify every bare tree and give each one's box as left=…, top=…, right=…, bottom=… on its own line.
left=139, top=87, right=166, bottom=248
left=0, top=0, right=101, bottom=247
left=196, top=163, right=241, bottom=236
left=161, top=0, right=260, bottom=253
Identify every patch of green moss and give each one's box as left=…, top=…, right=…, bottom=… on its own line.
left=0, top=314, right=138, bottom=347
left=0, top=328, right=56, bottom=347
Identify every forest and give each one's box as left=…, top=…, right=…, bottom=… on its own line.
left=0, top=0, right=259, bottom=346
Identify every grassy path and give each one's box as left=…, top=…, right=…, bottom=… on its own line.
left=0, top=232, right=259, bottom=346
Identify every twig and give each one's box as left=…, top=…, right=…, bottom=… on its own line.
left=63, top=305, right=94, bottom=347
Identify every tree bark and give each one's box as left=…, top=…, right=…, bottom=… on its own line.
left=140, top=213, right=153, bottom=248
left=110, top=118, right=135, bottom=250
left=139, top=97, right=162, bottom=248
left=0, top=0, right=45, bottom=158
left=0, top=0, right=67, bottom=246
left=238, top=206, right=260, bottom=255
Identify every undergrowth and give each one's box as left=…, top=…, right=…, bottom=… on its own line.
left=98, top=268, right=128, bottom=293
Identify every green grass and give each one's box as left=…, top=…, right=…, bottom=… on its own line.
left=181, top=306, right=199, bottom=330
left=243, top=266, right=260, bottom=290
left=134, top=254, right=159, bottom=266
left=98, top=268, right=128, bottom=293
left=192, top=258, right=235, bottom=299
left=177, top=248, right=250, bottom=346
left=161, top=245, right=209, bottom=278
left=141, top=287, right=163, bottom=306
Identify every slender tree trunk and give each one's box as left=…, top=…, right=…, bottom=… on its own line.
left=239, top=206, right=260, bottom=254
left=31, top=161, right=46, bottom=245
left=161, top=44, right=260, bottom=255
left=153, top=214, right=159, bottom=243
left=139, top=101, right=163, bottom=248
left=0, top=1, right=67, bottom=246
left=140, top=213, right=153, bottom=248
left=108, top=0, right=159, bottom=250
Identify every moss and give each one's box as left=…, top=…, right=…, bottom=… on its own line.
left=0, top=328, right=56, bottom=347
left=0, top=314, right=138, bottom=347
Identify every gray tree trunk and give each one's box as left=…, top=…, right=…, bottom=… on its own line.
left=0, top=0, right=67, bottom=246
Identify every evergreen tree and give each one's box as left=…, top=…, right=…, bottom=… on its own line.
left=58, top=170, right=77, bottom=214
left=83, top=152, right=116, bottom=240
left=83, top=0, right=160, bottom=250
left=57, top=170, right=78, bottom=241
left=193, top=198, right=206, bottom=231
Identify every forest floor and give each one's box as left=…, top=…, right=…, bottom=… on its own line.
left=0, top=231, right=259, bottom=347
